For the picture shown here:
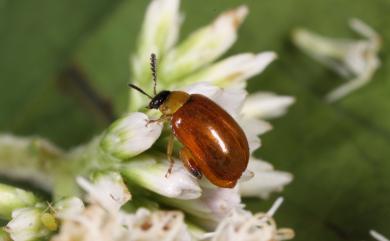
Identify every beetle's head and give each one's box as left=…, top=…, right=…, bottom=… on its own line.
left=148, top=90, right=171, bottom=109
left=129, top=54, right=175, bottom=110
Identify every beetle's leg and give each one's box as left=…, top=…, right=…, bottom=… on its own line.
left=165, top=132, right=175, bottom=178
left=146, top=114, right=171, bottom=127
left=179, top=147, right=202, bottom=179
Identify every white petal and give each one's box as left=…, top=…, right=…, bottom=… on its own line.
left=240, top=169, right=255, bottom=182
left=142, top=0, right=181, bottom=53
left=182, top=52, right=277, bottom=88
left=77, top=172, right=131, bottom=212
left=241, top=92, right=295, bottom=119
left=161, top=5, right=248, bottom=81
left=122, top=155, right=201, bottom=199
left=240, top=118, right=272, bottom=136
left=239, top=159, right=293, bottom=199
left=100, top=112, right=163, bottom=160
left=182, top=82, right=220, bottom=98
left=211, top=88, right=247, bottom=119
left=239, top=157, right=274, bottom=183
left=182, top=83, right=247, bottom=118
left=370, top=230, right=390, bottom=241
left=249, top=157, right=274, bottom=171
left=325, top=71, right=376, bottom=102
left=349, top=18, right=380, bottom=44
left=239, top=118, right=272, bottom=153
left=201, top=186, right=241, bottom=221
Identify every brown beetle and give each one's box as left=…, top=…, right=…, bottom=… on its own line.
left=129, top=54, right=249, bottom=188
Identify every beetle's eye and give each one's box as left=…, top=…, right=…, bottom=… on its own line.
left=149, top=90, right=171, bottom=109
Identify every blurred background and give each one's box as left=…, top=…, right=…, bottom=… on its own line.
left=0, top=0, right=389, bottom=240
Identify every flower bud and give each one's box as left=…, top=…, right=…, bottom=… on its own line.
left=100, top=112, right=163, bottom=160
left=5, top=208, right=49, bottom=241
left=160, top=5, right=248, bottom=82
left=131, top=0, right=181, bottom=83
left=121, top=154, right=201, bottom=200
left=182, top=52, right=277, bottom=88
left=241, top=92, right=295, bottom=120
left=0, top=184, right=38, bottom=219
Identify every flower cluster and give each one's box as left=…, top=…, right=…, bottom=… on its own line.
left=0, top=0, right=296, bottom=240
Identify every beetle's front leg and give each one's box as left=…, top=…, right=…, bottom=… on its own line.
left=165, top=132, right=175, bottom=178
left=146, top=114, right=171, bottom=127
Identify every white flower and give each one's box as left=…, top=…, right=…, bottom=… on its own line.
left=239, top=118, right=272, bottom=150
left=239, top=158, right=293, bottom=199
left=100, top=112, right=163, bottom=160
left=203, top=197, right=294, bottom=241
left=52, top=204, right=192, bottom=241
left=77, top=172, right=131, bottom=213
left=370, top=230, right=389, bottom=241
left=51, top=204, right=124, bottom=241
left=5, top=207, right=50, bottom=241
left=122, top=208, right=191, bottom=241
left=292, top=18, right=381, bottom=102
left=121, top=154, right=201, bottom=200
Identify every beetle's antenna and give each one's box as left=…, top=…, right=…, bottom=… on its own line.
left=128, top=83, right=153, bottom=99
left=150, top=53, right=157, bottom=96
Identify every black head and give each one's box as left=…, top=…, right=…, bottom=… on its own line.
left=148, top=90, right=171, bottom=109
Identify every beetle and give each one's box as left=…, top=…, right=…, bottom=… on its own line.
left=129, top=53, right=249, bottom=188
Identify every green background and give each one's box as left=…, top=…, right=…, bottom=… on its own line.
left=0, top=0, right=389, bottom=240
